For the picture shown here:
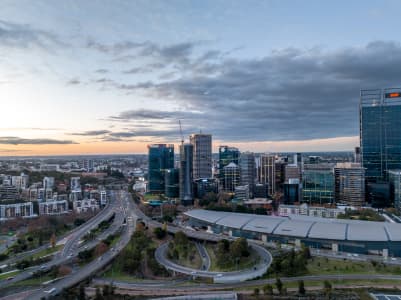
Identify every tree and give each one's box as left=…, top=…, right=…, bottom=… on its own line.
left=230, top=237, right=249, bottom=259
left=154, top=227, right=167, bottom=239
left=95, top=242, right=109, bottom=257
left=78, top=285, right=86, bottom=300
left=58, top=265, right=72, bottom=276
left=50, top=232, right=56, bottom=248
left=94, top=287, right=103, bottom=300
left=74, top=218, right=86, bottom=227
left=276, top=278, right=283, bottom=295
left=323, top=280, right=332, bottom=294
left=174, top=231, right=188, bottom=245
left=253, top=287, right=260, bottom=297
left=263, top=284, right=273, bottom=295
left=298, top=280, right=306, bottom=295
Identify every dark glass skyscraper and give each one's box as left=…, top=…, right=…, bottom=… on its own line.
left=148, top=144, right=174, bottom=193
left=180, top=143, right=194, bottom=205
left=360, top=88, right=401, bottom=182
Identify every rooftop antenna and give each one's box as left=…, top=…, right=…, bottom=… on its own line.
left=179, top=120, right=184, bottom=145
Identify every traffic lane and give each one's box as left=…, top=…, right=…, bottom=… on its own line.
left=155, top=242, right=271, bottom=280
left=0, top=193, right=122, bottom=289
left=26, top=194, right=136, bottom=300
left=195, top=242, right=210, bottom=271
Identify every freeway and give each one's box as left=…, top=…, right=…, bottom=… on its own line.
left=96, top=273, right=401, bottom=292
left=195, top=242, right=210, bottom=271
left=25, top=190, right=138, bottom=300
left=0, top=197, right=113, bottom=268
left=155, top=241, right=272, bottom=283
left=0, top=191, right=123, bottom=290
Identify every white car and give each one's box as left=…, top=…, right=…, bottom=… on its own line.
left=45, top=288, right=57, bottom=294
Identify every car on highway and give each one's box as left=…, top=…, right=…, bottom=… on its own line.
left=44, top=288, right=57, bottom=294
left=216, top=273, right=223, bottom=277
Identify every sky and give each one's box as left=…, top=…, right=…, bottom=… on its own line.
left=1, top=0, right=401, bottom=155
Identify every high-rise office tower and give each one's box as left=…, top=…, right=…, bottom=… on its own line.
left=334, top=163, right=365, bottom=207
left=239, top=152, right=256, bottom=197
left=360, top=88, right=401, bottom=182
left=354, top=147, right=361, bottom=163
left=148, top=144, right=175, bottom=193
left=259, top=154, right=276, bottom=196
left=302, top=163, right=335, bottom=205
left=165, top=168, right=179, bottom=199
left=219, top=146, right=240, bottom=190
left=190, top=134, right=212, bottom=179
left=285, top=164, right=301, bottom=182
left=223, top=162, right=240, bottom=192
left=275, top=160, right=286, bottom=193
left=389, top=170, right=401, bottom=211
left=180, top=143, right=194, bottom=205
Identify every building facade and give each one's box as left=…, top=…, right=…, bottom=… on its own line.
left=148, top=144, right=175, bottom=193
left=190, top=134, right=212, bottom=179
left=239, top=152, right=256, bottom=197
left=165, top=168, right=179, bottom=199
left=0, top=202, right=34, bottom=220
left=259, top=154, right=276, bottom=196
left=219, top=146, right=240, bottom=190
left=360, top=88, right=401, bottom=182
left=194, top=178, right=219, bottom=199
left=179, top=143, right=194, bottom=205
left=302, top=164, right=335, bottom=205
left=223, top=162, right=240, bottom=193
left=389, top=170, right=401, bottom=212
left=334, top=163, right=365, bottom=206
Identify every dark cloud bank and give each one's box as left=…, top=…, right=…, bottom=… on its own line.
left=99, top=41, right=401, bottom=143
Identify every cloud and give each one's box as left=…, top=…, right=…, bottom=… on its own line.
left=70, top=130, right=111, bottom=136
left=109, top=109, right=202, bottom=121
left=109, top=131, right=136, bottom=138
left=0, top=137, right=77, bottom=145
left=0, top=20, right=61, bottom=49
left=0, top=148, right=31, bottom=153
left=105, top=41, right=401, bottom=143
left=88, top=39, right=221, bottom=75
left=95, top=69, right=109, bottom=74
left=67, top=78, right=80, bottom=85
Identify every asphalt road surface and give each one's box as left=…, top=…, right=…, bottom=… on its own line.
left=25, top=190, right=138, bottom=300
left=155, top=241, right=272, bottom=282
left=0, top=191, right=123, bottom=291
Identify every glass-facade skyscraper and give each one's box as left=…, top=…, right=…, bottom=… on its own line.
left=148, top=144, right=175, bottom=193
left=179, top=143, right=194, bottom=205
left=219, top=146, right=240, bottom=190
left=302, top=164, right=335, bottom=205
left=360, top=88, right=401, bottom=182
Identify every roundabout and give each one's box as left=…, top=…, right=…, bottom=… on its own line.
left=155, top=240, right=272, bottom=283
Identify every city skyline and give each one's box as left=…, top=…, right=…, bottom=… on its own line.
left=2, top=1, right=401, bottom=155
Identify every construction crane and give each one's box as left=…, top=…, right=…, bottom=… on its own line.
left=179, top=120, right=184, bottom=145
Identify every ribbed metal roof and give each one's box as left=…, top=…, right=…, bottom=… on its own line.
left=185, top=209, right=401, bottom=242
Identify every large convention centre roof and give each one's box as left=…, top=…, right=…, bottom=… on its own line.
left=184, top=209, right=401, bottom=242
